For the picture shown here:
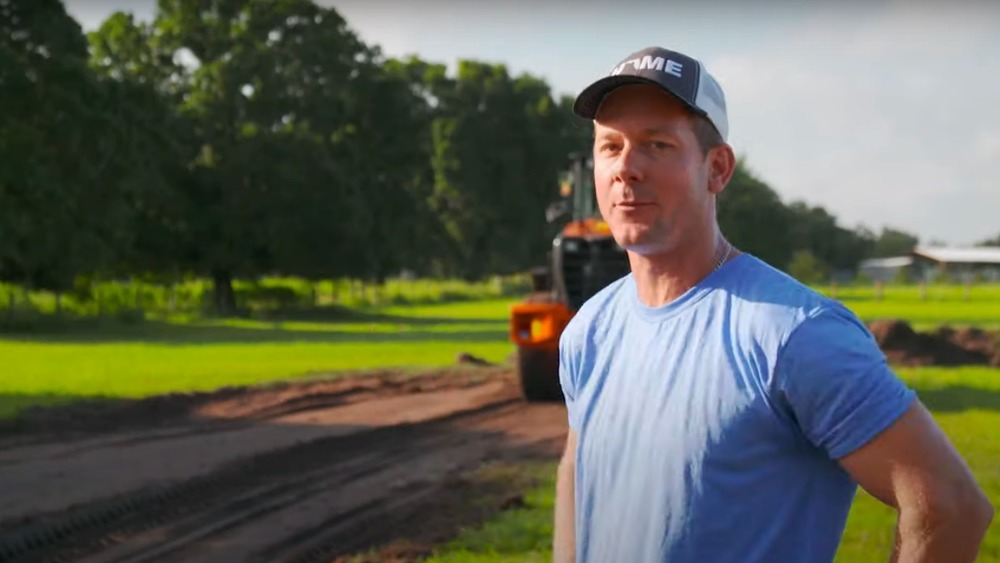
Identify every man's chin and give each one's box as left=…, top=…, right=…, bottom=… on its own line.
left=616, top=238, right=665, bottom=257
left=612, top=232, right=676, bottom=257
left=612, top=228, right=653, bottom=251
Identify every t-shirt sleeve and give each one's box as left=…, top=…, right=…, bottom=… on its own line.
left=558, top=326, right=582, bottom=431
left=772, top=304, right=917, bottom=460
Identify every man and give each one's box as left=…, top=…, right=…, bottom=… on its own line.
left=553, top=46, right=993, bottom=563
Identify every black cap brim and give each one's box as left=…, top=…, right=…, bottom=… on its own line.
left=573, top=75, right=707, bottom=120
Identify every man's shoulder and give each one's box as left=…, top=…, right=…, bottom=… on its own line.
left=725, top=254, right=862, bottom=342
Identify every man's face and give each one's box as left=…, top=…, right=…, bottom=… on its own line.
left=592, top=84, right=723, bottom=257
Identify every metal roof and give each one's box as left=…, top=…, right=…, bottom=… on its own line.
left=912, top=246, right=1000, bottom=264
left=860, top=256, right=914, bottom=268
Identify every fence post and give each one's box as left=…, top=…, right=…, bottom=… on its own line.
left=875, top=279, right=884, bottom=302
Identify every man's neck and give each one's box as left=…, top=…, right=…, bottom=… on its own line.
left=628, top=233, right=734, bottom=309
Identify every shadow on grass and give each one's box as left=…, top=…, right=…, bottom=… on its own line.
left=0, top=363, right=516, bottom=429
left=0, top=319, right=509, bottom=345
left=0, top=386, right=361, bottom=433
left=0, top=305, right=509, bottom=345
left=0, top=393, right=82, bottom=422
left=913, top=384, right=1000, bottom=414
left=257, top=304, right=506, bottom=326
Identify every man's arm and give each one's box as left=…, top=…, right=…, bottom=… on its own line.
left=838, top=399, right=993, bottom=562
left=772, top=304, right=993, bottom=562
left=553, top=428, right=577, bottom=563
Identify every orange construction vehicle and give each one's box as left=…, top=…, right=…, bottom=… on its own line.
left=509, top=151, right=631, bottom=401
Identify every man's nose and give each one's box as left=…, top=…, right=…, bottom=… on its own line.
left=611, top=144, right=644, bottom=185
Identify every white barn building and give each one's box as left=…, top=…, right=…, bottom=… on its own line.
left=910, top=246, right=1000, bottom=282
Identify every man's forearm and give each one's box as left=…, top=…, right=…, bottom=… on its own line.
left=890, top=499, right=993, bottom=562
left=553, top=456, right=575, bottom=563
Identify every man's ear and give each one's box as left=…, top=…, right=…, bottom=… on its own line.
left=707, top=144, right=736, bottom=195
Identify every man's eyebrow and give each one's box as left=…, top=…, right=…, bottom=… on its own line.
left=640, top=126, right=680, bottom=137
left=594, top=126, right=680, bottom=140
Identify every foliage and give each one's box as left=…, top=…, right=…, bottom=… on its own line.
left=2, top=0, right=948, bottom=316
left=870, top=227, right=919, bottom=257
left=718, top=161, right=875, bottom=276
left=788, top=249, right=828, bottom=284
left=977, top=233, right=1000, bottom=247
left=0, top=274, right=531, bottom=325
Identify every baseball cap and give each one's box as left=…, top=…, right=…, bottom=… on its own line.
left=573, top=46, right=729, bottom=141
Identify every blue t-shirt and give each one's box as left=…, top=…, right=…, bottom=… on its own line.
left=558, top=253, right=916, bottom=563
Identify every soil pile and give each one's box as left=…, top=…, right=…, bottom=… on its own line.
left=868, top=320, right=1000, bottom=367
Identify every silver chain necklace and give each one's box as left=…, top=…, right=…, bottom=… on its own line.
left=713, top=239, right=733, bottom=272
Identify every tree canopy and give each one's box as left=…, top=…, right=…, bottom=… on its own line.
left=1, top=0, right=911, bottom=312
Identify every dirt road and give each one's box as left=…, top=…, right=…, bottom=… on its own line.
left=0, top=367, right=569, bottom=562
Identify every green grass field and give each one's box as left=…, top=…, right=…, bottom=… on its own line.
left=0, top=299, right=515, bottom=418
left=2, top=280, right=999, bottom=560
left=820, top=282, right=1000, bottom=330
left=2, top=282, right=999, bottom=418
left=424, top=366, right=1000, bottom=562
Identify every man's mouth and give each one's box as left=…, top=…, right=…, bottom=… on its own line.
left=615, top=201, right=654, bottom=209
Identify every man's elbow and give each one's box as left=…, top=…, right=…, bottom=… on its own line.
left=952, top=486, right=993, bottom=532
left=969, top=491, right=995, bottom=532
left=904, top=485, right=994, bottom=538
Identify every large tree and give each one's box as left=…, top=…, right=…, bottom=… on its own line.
left=3, top=0, right=893, bottom=317
left=89, top=0, right=432, bottom=311
left=717, top=162, right=874, bottom=276
left=88, top=11, right=195, bottom=285
left=870, top=227, right=919, bottom=257
left=717, top=161, right=795, bottom=270
left=0, top=0, right=150, bottom=294
left=425, top=61, right=587, bottom=279
left=976, top=233, right=1000, bottom=247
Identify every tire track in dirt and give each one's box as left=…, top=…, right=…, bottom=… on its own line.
left=0, top=375, right=509, bottom=523
left=0, top=369, right=569, bottom=562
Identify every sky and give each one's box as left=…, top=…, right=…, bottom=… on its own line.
left=64, top=0, right=1000, bottom=246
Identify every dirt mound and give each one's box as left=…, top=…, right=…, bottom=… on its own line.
left=456, top=352, right=493, bottom=366
left=868, top=320, right=1000, bottom=367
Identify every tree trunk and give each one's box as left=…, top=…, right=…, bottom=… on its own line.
left=134, top=280, right=142, bottom=313
left=212, top=270, right=236, bottom=315
left=168, top=268, right=179, bottom=313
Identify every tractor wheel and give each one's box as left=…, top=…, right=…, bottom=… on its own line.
left=517, top=345, right=562, bottom=402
